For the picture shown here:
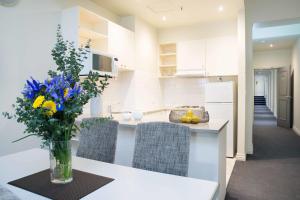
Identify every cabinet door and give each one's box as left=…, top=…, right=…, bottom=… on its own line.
left=121, top=28, right=135, bottom=69
left=108, top=22, right=135, bottom=69
left=206, top=36, right=238, bottom=76
left=177, top=40, right=206, bottom=71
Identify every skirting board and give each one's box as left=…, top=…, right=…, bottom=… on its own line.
left=293, top=126, right=300, bottom=136
left=236, top=153, right=246, bottom=161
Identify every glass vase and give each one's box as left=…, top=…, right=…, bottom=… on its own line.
left=49, top=140, right=73, bottom=184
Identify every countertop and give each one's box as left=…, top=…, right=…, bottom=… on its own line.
left=114, top=110, right=228, bottom=134
left=77, top=110, right=228, bottom=134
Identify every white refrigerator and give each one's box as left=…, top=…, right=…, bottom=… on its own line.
left=205, top=81, right=236, bottom=157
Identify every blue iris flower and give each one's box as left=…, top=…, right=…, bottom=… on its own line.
left=56, top=103, right=64, bottom=111
left=22, top=77, right=41, bottom=100
left=64, top=83, right=81, bottom=100
left=44, top=74, right=71, bottom=103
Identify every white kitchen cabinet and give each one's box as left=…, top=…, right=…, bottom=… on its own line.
left=205, top=36, right=238, bottom=76
left=177, top=40, right=206, bottom=71
left=108, top=22, right=135, bottom=70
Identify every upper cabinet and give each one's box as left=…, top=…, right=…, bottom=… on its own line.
left=61, top=6, right=135, bottom=73
left=61, top=7, right=108, bottom=52
left=205, top=36, right=238, bottom=76
left=165, top=36, right=238, bottom=77
left=177, top=40, right=206, bottom=71
left=108, top=22, right=135, bottom=71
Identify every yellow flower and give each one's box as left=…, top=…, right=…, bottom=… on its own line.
left=42, top=100, right=57, bottom=116
left=32, top=96, right=45, bottom=108
left=64, top=88, right=69, bottom=98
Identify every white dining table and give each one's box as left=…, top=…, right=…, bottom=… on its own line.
left=0, top=148, right=218, bottom=200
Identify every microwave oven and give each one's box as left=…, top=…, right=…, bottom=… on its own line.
left=80, top=50, right=118, bottom=77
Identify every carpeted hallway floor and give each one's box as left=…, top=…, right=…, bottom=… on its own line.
left=226, top=105, right=300, bottom=200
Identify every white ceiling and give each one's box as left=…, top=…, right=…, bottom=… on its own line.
left=253, top=19, right=300, bottom=52
left=91, top=0, right=244, bottom=28
left=253, top=36, right=298, bottom=51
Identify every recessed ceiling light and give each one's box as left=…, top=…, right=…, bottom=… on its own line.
left=218, top=5, right=224, bottom=12
left=162, top=16, right=166, bottom=21
left=270, top=44, right=274, bottom=48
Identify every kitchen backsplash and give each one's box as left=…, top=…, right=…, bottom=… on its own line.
left=161, top=76, right=238, bottom=108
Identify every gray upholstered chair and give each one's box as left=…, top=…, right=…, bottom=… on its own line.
left=0, top=184, right=20, bottom=200
left=77, top=118, right=119, bottom=163
left=132, top=122, right=191, bottom=176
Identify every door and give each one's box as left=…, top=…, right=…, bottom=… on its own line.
left=277, top=66, right=292, bottom=128
left=108, top=22, right=135, bottom=69
left=255, top=75, right=265, bottom=96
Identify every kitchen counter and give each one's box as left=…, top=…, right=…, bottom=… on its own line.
left=113, top=110, right=228, bottom=134
left=75, top=109, right=227, bottom=200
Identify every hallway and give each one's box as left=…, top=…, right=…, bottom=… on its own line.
left=226, top=105, right=300, bottom=200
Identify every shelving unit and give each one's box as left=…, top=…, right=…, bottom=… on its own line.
left=159, top=43, right=177, bottom=78
left=79, top=27, right=107, bottom=40
left=78, top=7, right=108, bottom=52
left=62, top=6, right=136, bottom=78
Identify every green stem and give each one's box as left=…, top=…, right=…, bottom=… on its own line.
left=12, top=134, right=39, bottom=143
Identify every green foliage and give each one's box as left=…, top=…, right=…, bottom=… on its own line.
left=2, top=25, right=110, bottom=144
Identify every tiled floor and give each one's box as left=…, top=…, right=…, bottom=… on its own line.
left=226, top=157, right=236, bottom=187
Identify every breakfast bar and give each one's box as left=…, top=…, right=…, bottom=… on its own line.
left=74, top=110, right=228, bottom=200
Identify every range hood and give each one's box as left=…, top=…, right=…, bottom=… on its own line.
left=175, top=69, right=207, bottom=77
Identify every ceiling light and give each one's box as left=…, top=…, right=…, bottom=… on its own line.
left=270, top=44, right=274, bottom=48
left=218, top=5, right=224, bottom=12
left=162, top=16, right=166, bottom=21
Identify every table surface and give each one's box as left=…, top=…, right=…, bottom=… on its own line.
left=0, top=149, right=218, bottom=200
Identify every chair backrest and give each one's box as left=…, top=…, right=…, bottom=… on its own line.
left=77, top=118, right=119, bottom=163
left=132, top=122, right=191, bottom=176
left=0, top=184, right=20, bottom=200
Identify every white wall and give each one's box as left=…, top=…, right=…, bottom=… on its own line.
left=103, top=17, right=164, bottom=112
left=292, top=38, right=300, bottom=135
left=158, top=19, right=237, bottom=43
left=130, top=17, right=164, bottom=111
left=162, top=78, right=206, bottom=107
left=158, top=19, right=238, bottom=108
left=253, top=49, right=292, bottom=69
left=0, top=0, right=120, bottom=156
left=161, top=76, right=237, bottom=107
left=0, top=0, right=164, bottom=156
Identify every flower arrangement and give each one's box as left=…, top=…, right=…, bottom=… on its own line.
left=3, top=25, right=109, bottom=183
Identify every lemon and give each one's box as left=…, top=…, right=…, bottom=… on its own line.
left=186, top=109, right=194, bottom=117
left=180, top=115, right=191, bottom=123
left=191, top=116, right=200, bottom=124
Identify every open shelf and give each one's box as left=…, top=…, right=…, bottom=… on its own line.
left=160, top=53, right=176, bottom=57
left=160, top=43, right=176, bottom=54
left=159, top=43, right=177, bottom=77
left=160, top=64, right=176, bottom=68
left=79, top=27, right=107, bottom=40
left=159, top=75, right=176, bottom=79
left=159, top=66, right=176, bottom=77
